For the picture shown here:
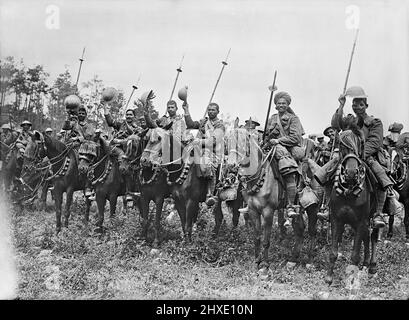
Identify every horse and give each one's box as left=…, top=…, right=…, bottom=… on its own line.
left=77, top=137, right=127, bottom=232
left=139, top=128, right=172, bottom=246
left=224, top=126, right=286, bottom=274
left=325, top=129, right=379, bottom=284
left=22, top=131, right=90, bottom=233
left=140, top=127, right=225, bottom=244
left=387, top=132, right=409, bottom=240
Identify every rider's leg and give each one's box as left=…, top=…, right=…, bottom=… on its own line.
left=367, top=158, right=394, bottom=228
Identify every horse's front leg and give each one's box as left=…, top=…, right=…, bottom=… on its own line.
left=212, top=200, right=223, bottom=237
left=95, top=192, right=106, bottom=233
left=369, top=227, right=379, bottom=274
left=261, top=207, right=274, bottom=270
left=403, top=200, right=409, bottom=241
left=326, top=216, right=342, bottom=284
left=351, top=222, right=364, bottom=266
left=153, top=196, right=165, bottom=248
left=307, top=204, right=319, bottom=263
left=291, top=210, right=305, bottom=263
left=54, top=187, right=63, bottom=234
left=84, top=198, right=91, bottom=224
left=63, top=187, right=74, bottom=228
left=387, top=215, right=394, bottom=239
left=249, top=207, right=262, bottom=268
left=109, top=193, right=118, bottom=220
left=362, top=221, right=371, bottom=267
left=185, top=199, right=199, bottom=242
left=140, top=195, right=150, bottom=240
left=277, top=208, right=287, bottom=240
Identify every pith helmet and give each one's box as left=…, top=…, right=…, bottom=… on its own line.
left=245, top=117, right=261, bottom=127
left=345, top=86, right=368, bottom=99
left=21, top=120, right=32, bottom=126
left=45, top=127, right=53, bottom=132
left=1, top=123, right=11, bottom=130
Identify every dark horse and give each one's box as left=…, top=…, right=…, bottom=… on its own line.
left=325, top=130, right=379, bottom=284
left=77, top=137, right=128, bottom=232
left=22, top=132, right=90, bottom=232
left=224, top=127, right=286, bottom=275
left=140, top=127, right=224, bottom=244
left=387, top=132, right=409, bottom=240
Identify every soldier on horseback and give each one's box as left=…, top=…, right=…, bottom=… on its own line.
left=8, top=120, right=33, bottom=174
left=102, top=100, right=143, bottom=202
left=144, top=100, right=187, bottom=138
left=262, top=91, right=305, bottom=218
left=62, top=95, right=96, bottom=197
left=182, top=101, right=225, bottom=207
left=315, top=86, right=394, bottom=228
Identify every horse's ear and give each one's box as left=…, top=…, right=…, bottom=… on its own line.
left=234, top=117, right=239, bottom=129
left=30, top=130, right=42, bottom=141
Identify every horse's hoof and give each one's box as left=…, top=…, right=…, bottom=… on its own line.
left=324, top=275, right=333, bottom=285
left=286, top=261, right=297, bottom=270
left=257, top=267, right=269, bottom=280
left=94, top=227, right=103, bottom=234
left=369, top=263, right=377, bottom=275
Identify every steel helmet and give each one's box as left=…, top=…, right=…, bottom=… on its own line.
left=177, top=86, right=188, bottom=102
left=45, top=127, right=53, bottom=132
left=345, top=86, right=368, bottom=99
left=101, top=87, right=118, bottom=103
left=21, top=120, right=32, bottom=126
left=64, top=94, right=81, bottom=114
left=1, top=123, right=11, bottom=130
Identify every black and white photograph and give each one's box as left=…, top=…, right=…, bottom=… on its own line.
left=1, top=0, right=409, bottom=305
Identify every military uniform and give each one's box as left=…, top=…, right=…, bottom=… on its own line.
left=184, top=108, right=225, bottom=206
left=314, top=87, right=393, bottom=227
left=264, top=91, right=305, bottom=217
left=105, top=112, right=143, bottom=201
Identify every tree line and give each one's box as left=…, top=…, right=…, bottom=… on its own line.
left=0, top=56, right=158, bottom=133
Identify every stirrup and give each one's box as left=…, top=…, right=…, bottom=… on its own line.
left=286, top=205, right=299, bottom=218
left=317, top=208, right=330, bottom=221
left=372, top=214, right=386, bottom=229
left=238, top=206, right=249, bottom=214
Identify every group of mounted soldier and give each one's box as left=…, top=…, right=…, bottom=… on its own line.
left=1, top=83, right=408, bottom=282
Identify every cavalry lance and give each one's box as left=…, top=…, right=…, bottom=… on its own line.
left=166, top=54, right=185, bottom=115
left=262, top=70, right=277, bottom=143
left=125, top=75, right=141, bottom=109
left=204, top=48, right=231, bottom=118
left=343, top=28, right=359, bottom=95
left=75, top=47, right=86, bottom=91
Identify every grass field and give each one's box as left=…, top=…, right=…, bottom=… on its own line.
left=8, top=194, right=409, bottom=300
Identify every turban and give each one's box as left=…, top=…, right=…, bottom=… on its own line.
left=274, top=91, right=291, bottom=105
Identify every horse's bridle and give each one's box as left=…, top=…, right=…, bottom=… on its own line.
left=335, top=153, right=366, bottom=197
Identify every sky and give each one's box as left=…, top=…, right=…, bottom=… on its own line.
left=1, top=0, right=408, bottom=136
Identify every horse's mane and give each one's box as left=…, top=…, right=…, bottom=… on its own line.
left=44, top=133, right=68, bottom=153
left=339, top=130, right=362, bottom=156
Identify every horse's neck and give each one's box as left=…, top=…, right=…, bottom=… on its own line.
left=45, top=136, right=65, bottom=159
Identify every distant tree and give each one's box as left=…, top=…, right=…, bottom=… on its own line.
left=48, top=68, right=77, bottom=129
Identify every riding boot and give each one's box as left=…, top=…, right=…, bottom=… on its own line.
left=284, top=173, right=300, bottom=218
left=373, top=188, right=387, bottom=228
left=205, top=177, right=218, bottom=207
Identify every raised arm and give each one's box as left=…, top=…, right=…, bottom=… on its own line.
left=182, top=101, right=200, bottom=129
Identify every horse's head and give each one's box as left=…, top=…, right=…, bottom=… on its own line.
left=22, top=130, right=46, bottom=174
left=338, top=129, right=362, bottom=159
left=120, top=134, right=142, bottom=173
left=78, top=139, right=99, bottom=175
left=140, top=128, right=166, bottom=169
left=339, top=154, right=366, bottom=192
